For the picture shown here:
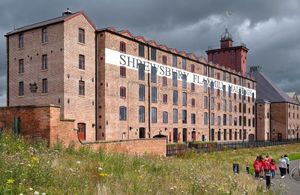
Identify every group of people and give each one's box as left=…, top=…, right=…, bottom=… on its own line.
left=253, top=154, right=290, bottom=179
left=253, top=155, right=276, bottom=179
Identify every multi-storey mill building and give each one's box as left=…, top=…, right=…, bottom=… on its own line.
left=5, top=10, right=256, bottom=143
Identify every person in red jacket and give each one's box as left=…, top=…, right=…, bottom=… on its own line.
left=270, top=159, right=277, bottom=178
left=253, top=156, right=261, bottom=178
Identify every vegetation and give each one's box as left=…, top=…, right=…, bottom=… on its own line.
left=1, top=132, right=300, bottom=194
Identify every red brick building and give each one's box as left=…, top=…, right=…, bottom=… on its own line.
left=3, top=10, right=257, bottom=143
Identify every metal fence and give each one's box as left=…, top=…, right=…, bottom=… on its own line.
left=167, top=139, right=300, bottom=156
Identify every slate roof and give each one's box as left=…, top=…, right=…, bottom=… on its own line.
left=251, top=70, right=299, bottom=105
left=6, top=11, right=95, bottom=36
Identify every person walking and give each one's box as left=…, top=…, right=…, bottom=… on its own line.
left=270, top=159, right=277, bottom=178
left=278, top=155, right=287, bottom=178
left=284, top=154, right=290, bottom=174
left=253, top=156, right=261, bottom=178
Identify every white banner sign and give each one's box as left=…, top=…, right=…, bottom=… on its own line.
left=105, top=48, right=256, bottom=98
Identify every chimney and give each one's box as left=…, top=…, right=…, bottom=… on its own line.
left=62, top=8, right=73, bottom=16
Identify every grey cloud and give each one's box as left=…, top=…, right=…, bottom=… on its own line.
left=1, top=0, right=300, bottom=106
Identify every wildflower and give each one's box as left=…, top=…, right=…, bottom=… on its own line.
left=98, top=167, right=103, bottom=171
left=6, top=178, right=14, bottom=185
left=41, top=193, right=46, bottom=195
left=19, top=193, right=24, bottom=195
left=29, top=187, right=33, bottom=191
left=33, top=191, right=39, bottom=195
left=170, top=187, right=174, bottom=190
left=31, top=156, right=40, bottom=164
left=76, top=161, right=81, bottom=164
left=99, top=173, right=108, bottom=177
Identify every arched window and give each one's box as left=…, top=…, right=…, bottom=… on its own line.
left=120, top=41, right=126, bottom=53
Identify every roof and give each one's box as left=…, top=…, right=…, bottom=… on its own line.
left=287, top=92, right=296, bottom=98
left=251, top=70, right=299, bottom=105
left=6, top=11, right=95, bottom=36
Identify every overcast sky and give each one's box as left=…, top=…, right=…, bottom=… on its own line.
left=1, top=0, right=300, bottom=106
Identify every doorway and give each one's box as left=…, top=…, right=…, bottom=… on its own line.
left=182, top=128, right=187, bottom=143
left=139, top=127, right=145, bottom=138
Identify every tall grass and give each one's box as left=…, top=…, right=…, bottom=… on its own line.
left=1, top=132, right=299, bottom=194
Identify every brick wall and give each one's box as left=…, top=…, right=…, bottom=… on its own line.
left=87, top=138, right=167, bottom=156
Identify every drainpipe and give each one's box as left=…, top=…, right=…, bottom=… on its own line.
left=147, top=45, right=151, bottom=138
left=95, top=32, right=99, bottom=140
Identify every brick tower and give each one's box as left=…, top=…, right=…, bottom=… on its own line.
left=206, top=28, right=248, bottom=75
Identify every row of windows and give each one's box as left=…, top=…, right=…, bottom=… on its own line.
left=204, top=112, right=255, bottom=127
left=119, top=106, right=254, bottom=127
left=18, top=28, right=85, bottom=49
left=118, top=41, right=255, bottom=88
left=18, top=54, right=86, bottom=73
left=120, top=66, right=255, bottom=101
left=18, top=80, right=86, bottom=96
left=119, top=85, right=255, bottom=115
left=18, top=79, right=48, bottom=96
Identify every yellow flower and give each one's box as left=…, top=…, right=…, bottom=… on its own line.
left=6, top=178, right=15, bottom=185
left=31, top=156, right=40, bottom=164
left=99, top=173, right=108, bottom=177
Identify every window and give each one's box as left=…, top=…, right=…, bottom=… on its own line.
left=139, top=84, right=145, bottom=101
left=203, top=65, right=207, bottom=76
left=138, top=64, right=145, bottom=80
left=138, top=43, right=144, bottom=57
left=42, top=27, right=48, bottom=43
left=119, top=106, right=127, bottom=120
left=223, top=72, right=226, bottom=81
left=229, top=129, right=232, bottom=140
left=191, top=98, right=195, bottom=107
left=223, top=114, right=227, bottom=125
left=120, top=87, right=126, bottom=98
left=173, top=90, right=178, bottom=105
left=191, top=83, right=195, bottom=92
left=229, top=115, right=232, bottom=126
left=203, top=80, right=208, bottom=93
left=120, top=66, right=126, bottom=77
left=163, top=111, right=168, bottom=123
left=204, top=112, right=208, bottom=125
left=79, top=80, right=84, bottom=96
left=41, top=54, right=48, bottom=70
left=19, top=59, right=24, bottom=73
left=182, top=74, right=187, bottom=89
left=151, top=87, right=157, bottom=103
left=120, top=41, right=126, bottom=53
left=239, top=129, right=242, bottom=140
left=228, top=86, right=231, bottom=97
left=224, top=129, right=227, bottom=140
left=248, top=118, right=251, bottom=127
left=229, top=100, right=232, bottom=112
left=139, top=106, right=145, bottom=123
left=223, top=99, right=226, bottom=112
left=182, top=110, right=187, bottom=124
left=191, top=113, right=196, bottom=124
left=191, top=64, right=195, bottom=73
left=218, top=130, right=221, bottom=141
left=210, top=68, right=214, bottom=78
left=234, top=117, right=237, bottom=126
left=211, top=113, right=215, bottom=125
left=210, top=82, right=214, bottom=94
left=211, top=97, right=215, bottom=110
left=79, top=54, right=85, bottom=70
left=172, top=55, right=177, bottom=67
left=78, top=123, right=86, bottom=141
left=162, top=55, right=167, bottom=64
left=173, top=109, right=178, bottom=123
left=239, top=116, right=242, bottom=126
left=151, top=107, right=157, bottom=123
left=223, top=85, right=226, bottom=97
left=19, top=33, right=24, bottom=48
left=163, top=94, right=168, bottom=104
left=217, top=115, right=221, bottom=126
left=162, top=76, right=167, bottom=86
left=172, top=72, right=177, bottom=87
left=204, top=96, right=208, bottom=109
left=151, top=48, right=156, bottom=61
left=182, top=58, right=186, bottom=70
left=78, top=28, right=85, bottom=43
left=151, top=66, right=157, bottom=83
left=42, top=78, right=48, bottom=93
left=19, top=81, right=24, bottom=96
left=182, top=92, right=187, bottom=106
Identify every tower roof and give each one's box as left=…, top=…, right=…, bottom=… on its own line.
left=221, top=28, right=232, bottom=41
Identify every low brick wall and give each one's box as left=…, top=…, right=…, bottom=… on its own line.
left=86, top=138, right=167, bottom=156
left=0, top=105, right=78, bottom=147
left=0, top=105, right=167, bottom=156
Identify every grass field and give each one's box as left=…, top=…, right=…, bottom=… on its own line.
left=1, top=132, right=300, bottom=194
